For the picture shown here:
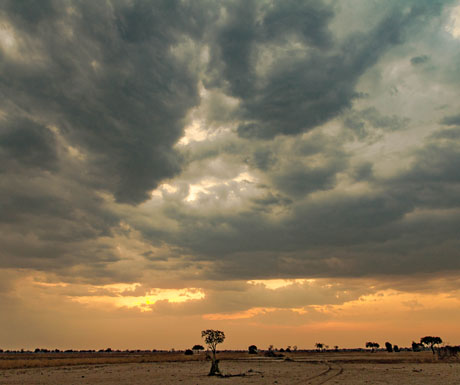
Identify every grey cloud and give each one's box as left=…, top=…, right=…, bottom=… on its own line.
left=3, top=0, right=56, bottom=26
left=1, top=0, right=215, bottom=204
left=206, top=1, right=434, bottom=139
left=251, top=192, right=292, bottom=211
left=0, top=117, right=58, bottom=172
left=410, top=55, right=430, bottom=65
left=260, top=0, right=334, bottom=48
left=151, top=124, right=460, bottom=280
left=344, top=107, right=410, bottom=141
left=351, top=162, right=374, bottom=182
left=1, top=0, right=459, bottom=287
left=440, top=114, right=460, bottom=126
left=148, top=279, right=373, bottom=316
left=272, top=159, right=344, bottom=197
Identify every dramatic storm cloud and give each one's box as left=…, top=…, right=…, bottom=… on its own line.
left=1, top=0, right=460, bottom=349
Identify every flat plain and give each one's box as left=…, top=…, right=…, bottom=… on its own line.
left=1, top=351, right=459, bottom=384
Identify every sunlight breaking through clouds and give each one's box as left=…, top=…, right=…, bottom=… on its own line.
left=69, top=284, right=205, bottom=312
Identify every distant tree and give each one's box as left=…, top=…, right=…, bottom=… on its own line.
left=334, top=345, right=339, bottom=351
left=192, top=344, right=204, bottom=353
left=293, top=345, right=298, bottom=352
left=412, top=341, right=423, bottom=352
left=248, top=345, right=258, bottom=354
left=385, top=342, right=393, bottom=353
left=437, top=345, right=460, bottom=360
left=366, top=342, right=379, bottom=352
left=420, top=336, right=443, bottom=355
left=265, top=345, right=280, bottom=357
left=285, top=346, right=291, bottom=353
left=315, top=343, right=324, bottom=351
left=184, top=349, right=193, bottom=355
left=393, top=345, right=400, bottom=352
left=201, top=329, right=225, bottom=376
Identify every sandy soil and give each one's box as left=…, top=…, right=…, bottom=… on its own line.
left=1, top=358, right=460, bottom=385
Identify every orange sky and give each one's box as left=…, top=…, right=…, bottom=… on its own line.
left=2, top=269, right=459, bottom=351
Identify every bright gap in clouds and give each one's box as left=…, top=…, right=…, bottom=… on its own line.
left=248, top=279, right=315, bottom=290
left=446, top=4, right=460, bottom=38
left=177, top=120, right=208, bottom=145
left=70, top=284, right=205, bottom=312
left=0, top=23, right=17, bottom=54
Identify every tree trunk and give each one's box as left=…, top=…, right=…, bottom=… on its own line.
left=208, top=351, right=221, bottom=376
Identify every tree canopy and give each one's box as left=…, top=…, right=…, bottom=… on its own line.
left=201, top=330, right=225, bottom=353
left=420, top=336, right=443, bottom=354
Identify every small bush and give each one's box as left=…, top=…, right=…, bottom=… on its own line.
left=248, top=345, right=258, bottom=354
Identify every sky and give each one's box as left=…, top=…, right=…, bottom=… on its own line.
left=1, top=0, right=460, bottom=351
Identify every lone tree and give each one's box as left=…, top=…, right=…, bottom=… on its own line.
left=385, top=342, right=393, bottom=353
left=420, top=336, right=442, bottom=355
left=248, top=345, right=258, bottom=354
left=201, top=329, right=225, bottom=376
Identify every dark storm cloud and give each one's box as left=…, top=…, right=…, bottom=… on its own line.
left=0, top=0, right=219, bottom=277
left=205, top=0, right=436, bottom=139
left=0, top=117, right=58, bottom=172
left=1, top=0, right=215, bottom=204
left=1, top=0, right=459, bottom=285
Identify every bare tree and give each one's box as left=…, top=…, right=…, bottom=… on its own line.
left=201, top=329, right=225, bottom=376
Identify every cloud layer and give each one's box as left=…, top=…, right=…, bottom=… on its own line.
left=1, top=0, right=460, bottom=348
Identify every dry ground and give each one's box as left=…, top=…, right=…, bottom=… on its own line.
left=1, top=351, right=459, bottom=384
